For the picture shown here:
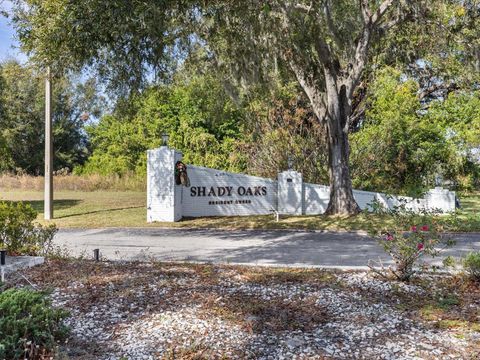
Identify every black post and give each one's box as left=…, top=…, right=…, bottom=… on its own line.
left=93, top=249, right=100, bottom=262
left=0, top=250, right=6, bottom=266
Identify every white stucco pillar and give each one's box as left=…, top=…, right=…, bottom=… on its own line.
left=425, top=187, right=456, bottom=213
left=147, top=146, right=183, bottom=222
left=277, top=170, right=303, bottom=215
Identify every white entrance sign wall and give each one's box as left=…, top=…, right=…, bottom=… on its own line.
left=303, top=183, right=330, bottom=215
left=147, top=147, right=183, bottom=222
left=278, top=170, right=303, bottom=215
left=352, top=190, right=427, bottom=212
left=182, top=165, right=277, bottom=217
left=425, top=187, right=456, bottom=212
left=352, top=189, right=379, bottom=210
left=146, top=146, right=457, bottom=222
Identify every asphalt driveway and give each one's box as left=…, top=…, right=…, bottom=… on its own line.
left=53, top=228, right=480, bottom=269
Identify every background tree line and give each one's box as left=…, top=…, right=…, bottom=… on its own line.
left=0, top=60, right=105, bottom=175
left=1, top=57, right=479, bottom=194
left=1, top=0, right=479, bottom=197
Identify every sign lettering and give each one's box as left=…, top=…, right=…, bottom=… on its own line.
left=190, top=186, right=267, bottom=198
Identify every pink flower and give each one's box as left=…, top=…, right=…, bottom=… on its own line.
left=420, top=225, right=429, bottom=231
left=411, top=225, right=417, bottom=232
left=385, top=234, right=394, bottom=241
left=417, top=243, right=424, bottom=251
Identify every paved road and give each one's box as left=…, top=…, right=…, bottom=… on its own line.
left=53, top=228, right=480, bottom=268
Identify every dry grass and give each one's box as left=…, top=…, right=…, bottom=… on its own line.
left=351, top=272, right=480, bottom=336
left=0, top=187, right=479, bottom=231
left=0, top=190, right=146, bottom=227
left=0, top=188, right=396, bottom=230
left=233, top=267, right=339, bottom=285
left=0, top=173, right=145, bottom=192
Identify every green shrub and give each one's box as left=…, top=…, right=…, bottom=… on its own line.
left=0, top=288, right=69, bottom=359
left=0, top=202, right=57, bottom=255
left=373, top=223, right=454, bottom=281
left=369, top=203, right=456, bottom=281
left=463, top=251, right=480, bottom=281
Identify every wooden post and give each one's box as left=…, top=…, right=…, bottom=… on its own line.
left=44, top=67, right=53, bottom=220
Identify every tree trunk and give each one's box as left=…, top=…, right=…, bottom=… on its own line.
left=290, top=59, right=362, bottom=215
left=325, top=118, right=360, bottom=215
left=323, top=72, right=361, bottom=215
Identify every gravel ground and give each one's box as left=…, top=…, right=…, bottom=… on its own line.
left=9, top=260, right=480, bottom=359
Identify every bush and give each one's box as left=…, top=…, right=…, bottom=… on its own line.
left=370, top=213, right=455, bottom=281
left=0, top=202, right=57, bottom=255
left=0, top=288, right=69, bottom=359
left=463, top=252, right=480, bottom=281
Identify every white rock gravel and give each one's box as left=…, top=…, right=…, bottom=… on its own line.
left=46, top=268, right=477, bottom=360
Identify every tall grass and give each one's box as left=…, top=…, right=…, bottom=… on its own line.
left=0, top=173, right=146, bottom=192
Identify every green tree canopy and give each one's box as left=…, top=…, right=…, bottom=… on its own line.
left=0, top=60, right=105, bottom=174
left=11, top=0, right=421, bottom=214
left=350, top=67, right=480, bottom=193
left=79, top=73, right=245, bottom=176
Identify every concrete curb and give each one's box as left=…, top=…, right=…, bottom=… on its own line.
left=1, top=256, right=45, bottom=274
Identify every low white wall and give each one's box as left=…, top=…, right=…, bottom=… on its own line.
left=425, top=187, right=456, bottom=213
left=353, top=189, right=378, bottom=210
left=299, top=183, right=454, bottom=215
left=302, top=186, right=396, bottom=214
left=303, top=183, right=329, bottom=215
left=302, top=186, right=423, bottom=215
left=147, top=146, right=456, bottom=222
left=182, top=166, right=277, bottom=217
left=352, top=189, right=425, bottom=212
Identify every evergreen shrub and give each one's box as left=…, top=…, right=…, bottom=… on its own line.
left=0, top=288, right=68, bottom=359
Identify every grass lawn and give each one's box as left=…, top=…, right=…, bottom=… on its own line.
left=0, top=189, right=479, bottom=231
left=5, top=259, right=480, bottom=359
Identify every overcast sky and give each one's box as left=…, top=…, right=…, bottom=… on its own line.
left=0, top=0, right=26, bottom=62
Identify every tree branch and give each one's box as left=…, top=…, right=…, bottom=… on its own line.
left=418, top=82, right=458, bottom=101
left=323, top=0, right=342, bottom=48
left=278, top=2, right=330, bottom=122
left=346, top=25, right=370, bottom=99
left=377, top=1, right=414, bottom=35
left=347, top=0, right=398, bottom=98
left=288, top=58, right=327, bottom=122
left=377, top=15, right=402, bottom=33
left=360, top=0, right=371, bottom=23
left=294, top=2, right=313, bottom=13
left=371, top=0, right=395, bottom=26
left=360, top=0, right=398, bottom=26
left=314, top=36, right=334, bottom=65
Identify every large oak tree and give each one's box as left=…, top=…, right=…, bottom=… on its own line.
left=194, top=1, right=416, bottom=214
left=11, top=0, right=454, bottom=214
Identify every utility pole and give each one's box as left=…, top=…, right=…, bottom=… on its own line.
left=44, top=67, right=53, bottom=220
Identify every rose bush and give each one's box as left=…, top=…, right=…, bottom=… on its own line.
left=371, top=222, right=455, bottom=281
